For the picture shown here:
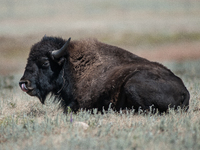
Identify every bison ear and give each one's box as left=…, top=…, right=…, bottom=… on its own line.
left=51, top=37, right=71, bottom=65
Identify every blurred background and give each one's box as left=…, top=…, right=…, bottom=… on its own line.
left=0, top=0, right=200, bottom=75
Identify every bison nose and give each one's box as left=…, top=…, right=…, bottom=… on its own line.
left=19, top=80, right=33, bottom=92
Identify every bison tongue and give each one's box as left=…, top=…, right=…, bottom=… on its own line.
left=21, top=83, right=29, bottom=92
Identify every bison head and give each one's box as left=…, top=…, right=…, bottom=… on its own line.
left=19, top=36, right=71, bottom=104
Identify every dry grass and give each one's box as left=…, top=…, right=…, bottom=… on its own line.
left=0, top=60, right=200, bottom=150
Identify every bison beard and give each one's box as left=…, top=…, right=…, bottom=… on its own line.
left=19, top=36, right=190, bottom=113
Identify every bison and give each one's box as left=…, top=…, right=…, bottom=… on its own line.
left=19, top=36, right=190, bottom=113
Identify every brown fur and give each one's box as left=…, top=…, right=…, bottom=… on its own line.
left=19, top=37, right=190, bottom=112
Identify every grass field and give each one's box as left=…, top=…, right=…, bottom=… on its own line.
left=1, top=0, right=200, bottom=149
left=0, top=60, right=200, bottom=150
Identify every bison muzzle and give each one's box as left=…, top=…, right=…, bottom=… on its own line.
left=19, top=36, right=190, bottom=113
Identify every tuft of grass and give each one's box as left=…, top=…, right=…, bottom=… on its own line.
left=0, top=75, right=15, bottom=90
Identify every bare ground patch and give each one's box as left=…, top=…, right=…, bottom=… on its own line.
left=131, top=41, right=200, bottom=62
left=0, top=35, right=200, bottom=75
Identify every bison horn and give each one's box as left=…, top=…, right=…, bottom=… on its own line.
left=51, top=37, right=71, bottom=60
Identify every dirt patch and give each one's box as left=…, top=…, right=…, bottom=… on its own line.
left=0, top=35, right=200, bottom=75
left=132, top=41, right=200, bottom=62
left=0, top=33, right=200, bottom=76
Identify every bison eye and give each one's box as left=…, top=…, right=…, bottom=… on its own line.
left=38, top=57, right=50, bottom=68
left=42, top=61, right=49, bottom=68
